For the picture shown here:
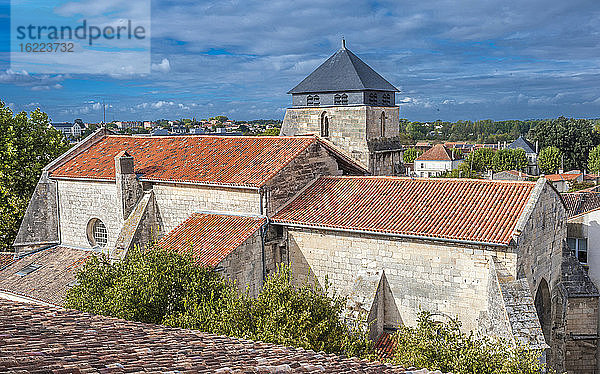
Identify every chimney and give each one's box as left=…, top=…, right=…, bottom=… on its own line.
left=115, top=151, right=143, bottom=220
left=535, top=140, right=539, bottom=154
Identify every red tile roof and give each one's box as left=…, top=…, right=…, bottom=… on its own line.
left=0, top=298, right=418, bottom=373
left=157, top=213, right=266, bottom=267
left=375, top=332, right=396, bottom=359
left=0, top=252, right=15, bottom=270
left=545, top=173, right=582, bottom=182
left=49, top=135, right=320, bottom=188
left=415, top=144, right=457, bottom=161
left=272, top=176, right=537, bottom=246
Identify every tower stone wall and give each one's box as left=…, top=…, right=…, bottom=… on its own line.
left=281, top=105, right=399, bottom=165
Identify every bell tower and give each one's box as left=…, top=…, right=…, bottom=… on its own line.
left=280, top=40, right=400, bottom=170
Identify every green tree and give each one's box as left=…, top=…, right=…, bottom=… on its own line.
left=588, top=145, right=600, bottom=174
left=538, top=146, right=562, bottom=174
left=0, top=102, right=70, bottom=250
left=529, top=116, right=597, bottom=170
left=467, top=148, right=495, bottom=172
left=491, top=149, right=527, bottom=173
left=67, top=247, right=372, bottom=359
left=258, top=128, right=280, bottom=136
left=403, top=148, right=421, bottom=163
left=390, top=311, right=549, bottom=374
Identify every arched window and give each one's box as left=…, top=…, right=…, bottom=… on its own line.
left=334, top=94, right=341, bottom=105
left=369, top=92, right=377, bottom=105
left=313, top=95, right=320, bottom=106
left=321, top=112, right=329, bottom=137
left=380, top=112, right=386, bottom=137
left=535, top=278, right=551, bottom=343
left=87, top=218, right=107, bottom=248
left=382, top=93, right=391, bottom=106
left=341, top=93, right=348, bottom=105
left=307, top=95, right=314, bottom=106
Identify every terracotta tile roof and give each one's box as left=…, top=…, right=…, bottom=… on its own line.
left=545, top=172, right=582, bottom=182
left=415, top=144, right=457, bottom=161
left=49, top=135, right=321, bottom=188
left=272, top=176, right=536, bottom=246
left=0, top=246, right=91, bottom=306
left=375, top=332, right=396, bottom=359
left=563, top=191, right=600, bottom=218
left=157, top=213, right=266, bottom=267
left=0, top=298, right=411, bottom=373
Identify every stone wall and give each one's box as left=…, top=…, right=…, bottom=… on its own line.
left=285, top=226, right=517, bottom=332
left=281, top=106, right=399, bottom=165
left=152, top=183, right=261, bottom=235
left=13, top=172, right=60, bottom=256
left=265, top=142, right=342, bottom=216
left=56, top=179, right=122, bottom=249
left=217, top=229, right=264, bottom=297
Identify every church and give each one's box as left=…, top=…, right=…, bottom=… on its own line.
left=5, top=42, right=599, bottom=373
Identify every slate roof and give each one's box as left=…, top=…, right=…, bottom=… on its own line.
left=0, top=246, right=91, bottom=306
left=415, top=144, right=458, bottom=161
left=49, top=135, right=324, bottom=188
left=272, top=176, right=536, bottom=246
left=507, top=136, right=536, bottom=154
left=157, top=213, right=266, bottom=267
left=288, top=45, right=398, bottom=94
left=0, top=298, right=414, bottom=373
left=562, top=191, right=600, bottom=218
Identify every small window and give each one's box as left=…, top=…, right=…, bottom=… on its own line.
left=334, top=94, right=341, bottom=105
left=382, top=93, right=391, bottom=106
left=568, top=237, right=588, bottom=264
left=321, top=112, right=329, bottom=137
left=307, top=95, right=313, bottom=106
left=341, top=93, right=348, bottom=105
left=313, top=95, right=320, bottom=106
left=16, top=263, right=42, bottom=277
left=87, top=218, right=108, bottom=248
left=369, top=92, right=378, bottom=105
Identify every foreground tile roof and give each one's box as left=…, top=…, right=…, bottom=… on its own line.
left=0, top=252, right=16, bottom=270
left=273, top=176, right=536, bottom=246
left=157, top=213, right=266, bottom=267
left=415, top=144, right=458, bottom=161
left=562, top=191, right=600, bottom=218
left=0, top=246, right=91, bottom=306
left=0, top=299, right=412, bottom=373
left=49, top=135, right=320, bottom=188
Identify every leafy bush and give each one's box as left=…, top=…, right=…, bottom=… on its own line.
left=538, top=146, right=562, bottom=174
left=403, top=148, right=421, bottom=163
left=390, top=311, right=549, bottom=374
left=66, top=246, right=372, bottom=358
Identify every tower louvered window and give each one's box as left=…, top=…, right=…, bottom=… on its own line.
left=307, top=95, right=314, bottom=106
left=334, top=94, right=341, bottom=105
left=313, top=95, right=320, bottom=106
left=340, top=94, right=348, bottom=105
left=382, top=93, right=391, bottom=106
left=369, top=93, right=377, bottom=105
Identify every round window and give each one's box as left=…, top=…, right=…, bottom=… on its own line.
left=87, top=218, right=108, bottom=248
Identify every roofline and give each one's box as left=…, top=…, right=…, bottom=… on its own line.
left=288, top=88, right=400, bottom=94
left=567, top=204, right=600, bottom=220
left=512, top=178, right=553, bottom=242
left=315, top=175, right=537, bottom=185
left=273, top=221, right=510, bottom=248
left=0, top=289, right=60, bottom=308
left=314, top=136, right=370, bottom=174
left=50, top=175, right=264, bottom=190
left=45, top=127, right=111, bottom=173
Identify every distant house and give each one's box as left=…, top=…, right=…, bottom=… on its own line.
left=507, top=136, right=538, bottom=175
left=492, top=170, right=532, bottom=181
left=414, top=144, right=463, bottom=177
left=545, top=171, right=583, bottom=192
left=51, top=122, right=85, bottom=139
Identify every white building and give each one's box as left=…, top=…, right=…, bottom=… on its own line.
left=413, top=144, right=463, bottom=177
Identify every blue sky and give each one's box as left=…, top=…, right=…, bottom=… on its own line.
left=1, top=0, right=600, bottom=122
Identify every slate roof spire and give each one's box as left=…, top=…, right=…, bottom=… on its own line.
left=287, top=42, right=399, bottom=94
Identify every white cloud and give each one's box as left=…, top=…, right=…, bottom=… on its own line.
left=152, top=58, right=171, bottom=73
